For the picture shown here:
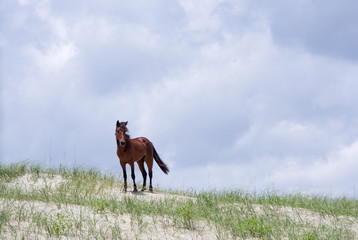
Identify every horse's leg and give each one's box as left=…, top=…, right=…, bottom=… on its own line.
left=120, top=162, right=127, bottom=192
left=129, top=162, right=138, bottom=192
left=137, top=157, right=147, bottom=191
left=145, top=153, right=154, bottom=192
left=148, top=169, right=153, bottom=192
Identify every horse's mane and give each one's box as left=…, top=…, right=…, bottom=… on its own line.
left=124, top=132, right=130, bottom=139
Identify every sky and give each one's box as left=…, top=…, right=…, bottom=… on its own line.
left=1, top=0, right=358, bottom=196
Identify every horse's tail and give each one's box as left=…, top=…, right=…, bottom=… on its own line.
left=153, top=146, right=169, bottom=174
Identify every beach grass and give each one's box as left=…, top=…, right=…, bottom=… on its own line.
left=0, top=162, right=357, bottom=239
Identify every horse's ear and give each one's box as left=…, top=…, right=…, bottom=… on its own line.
left=124, top=121, right=128, bottom=126
left=116, top=120, right=120, bottom=127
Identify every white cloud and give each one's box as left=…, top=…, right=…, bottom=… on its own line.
left=71, top=16, right=120, bottom=46
left=178, top=0, right=223, bottom=33
left=234, top=121, right=336, bottom=160
left=269, top=139, right=358, bottom=196
left=26, top=42, right=77, bottom=73
left=158, top=138, right=358, bottom=195
left=18, top=0, right=30, bottom=6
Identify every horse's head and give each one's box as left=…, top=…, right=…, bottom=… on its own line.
left=115, top=120, right=128, bottom=147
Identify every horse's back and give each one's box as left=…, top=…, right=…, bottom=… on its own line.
left=132, top=137, right=151, bottom=146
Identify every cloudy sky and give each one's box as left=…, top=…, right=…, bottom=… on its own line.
left=1, top=0, right=358, bottom=196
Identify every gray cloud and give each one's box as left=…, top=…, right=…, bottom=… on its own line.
left=265, top=0, right=358, bottom=61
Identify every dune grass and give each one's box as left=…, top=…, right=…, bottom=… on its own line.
left=0, top=162, right=357, bottom=239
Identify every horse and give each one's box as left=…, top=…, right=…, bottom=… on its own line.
left=115, top=120, right=169, bottom=192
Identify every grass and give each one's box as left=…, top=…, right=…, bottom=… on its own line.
left=0, top=162, right=357, bottom=239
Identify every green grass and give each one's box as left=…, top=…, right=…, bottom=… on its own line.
left=0, top=162, right=357, bottom=239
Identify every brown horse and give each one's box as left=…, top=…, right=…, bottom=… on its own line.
left=115, top=121, right=169, bottom=192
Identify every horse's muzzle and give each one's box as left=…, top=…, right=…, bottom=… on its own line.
left=120, top=141, right=126, bottom=147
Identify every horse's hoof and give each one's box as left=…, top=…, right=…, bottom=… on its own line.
left=149, top=187, right=153, bottom=193
left=122, top=188, right=127, bottom=192
left=141, top=187, right=146, bottom=192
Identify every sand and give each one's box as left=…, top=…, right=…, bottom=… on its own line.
left=1, top=174, right=357, bottom=239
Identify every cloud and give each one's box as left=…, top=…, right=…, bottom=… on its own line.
left=269, top=138, right=358, bottom=196
left=234, top=121, right=334, bottom=160
left=1, top=0, right=358, bottom=196
left=157, top=138, right=358, bottom=197
left=17, top=0, right=30, bottom=6
left=26, top=42, right=77, bottom=73
left=178, top=0, right=223, bottom=34
left=264, top=0, right=358, bottom=60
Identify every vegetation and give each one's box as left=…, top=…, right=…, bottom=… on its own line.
left=0, top=162, right=357, bottom=239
